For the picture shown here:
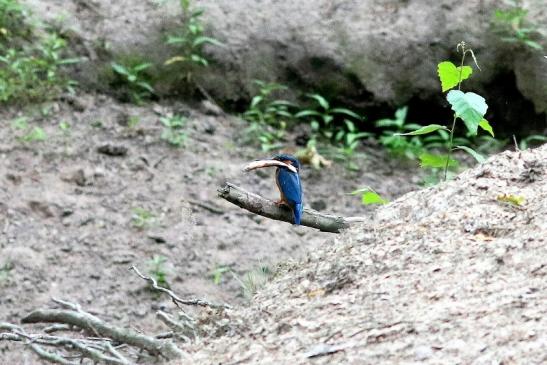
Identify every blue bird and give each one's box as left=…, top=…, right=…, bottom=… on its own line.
left=244, top=154, right=303, bottom=225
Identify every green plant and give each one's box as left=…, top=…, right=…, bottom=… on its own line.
left=295, top=93, right=363, bottom=140
left=11, top=117, right=47, bottom=143
left=147, top=255, right=169, bottom=288
left=131, top=207, right=155, bottom=229
left=376, top=106, right=429, bottom=159
left=1, top=2, right=77, bottom=103
left=0, top=0, right=29, bottom=41
left=58, top=120, right=70, bottom=135
left=493, top=0, right=543, bottom=51
left=397, top=42, right=494, bottom=181
left=351, top=187, right=389, bottom=206
left=111, top=61, right=155, bottom=103
left=210, top=265, right=231, bottom=285
left=331, top=120, right=372, bottom=171
left=243, top=81, right=294, bottom=125
left=0, top=33, right=78, bottom=103
left=164, top=0, right=222, bottom=83
left=127, top=115, right=140, bottom=128
left=0, top=261, right=13, bottom=284
left=231, top=265, right=272, bottom=299
left=242, top=80, right=295, bottom=151
left=160, top=115, right=188, bottom=147
left=518, top=134, right=547, bottom=150
left=242, top=122, right=285, bottom=152
left=294, top=93, right=368, bottom=169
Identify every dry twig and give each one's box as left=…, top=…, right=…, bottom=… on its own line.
left=130, top=265, right=231, bottom=310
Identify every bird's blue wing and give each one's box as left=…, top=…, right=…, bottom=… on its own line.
left=277, top=169, right=303, bottom=224
left=277, top=169, right=302, bottom=205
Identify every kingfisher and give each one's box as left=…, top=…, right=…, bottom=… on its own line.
left=244, top=154, right=303, bottom=225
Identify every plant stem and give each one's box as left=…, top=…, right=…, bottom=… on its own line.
left=443, top=44, right=468, bottom=181
left=444, top=115, right=458, bottom=181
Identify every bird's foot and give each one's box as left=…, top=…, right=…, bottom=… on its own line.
left=274, top=199, right=287, bottom=206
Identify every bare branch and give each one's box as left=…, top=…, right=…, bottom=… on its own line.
left=21, top=307, right=185, bottom=360
left=2, top=323, right=78, bottom=365
left=218, top=182, right=366, bottom=233
left=129, top=265, right=231, bottom=310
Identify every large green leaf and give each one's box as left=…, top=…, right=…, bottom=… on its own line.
left=455, top=145, right=485, bottom=163
left=419, top=153, right=458, bottom=168
left=479, top=118, right=494, bottom=137
left=446, top=90, right=488, bottom=136
left=395, top=124, right=447, bottom=136
left=438, top=61, right=473, bottom=92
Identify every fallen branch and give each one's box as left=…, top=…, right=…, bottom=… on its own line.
left=21, top=301, right=185, bottom=361
left=1, top=322, right=129, bottom=365
left=217, top=182, right=366, bottom=233
left=130, top=266, right=231, bottom=310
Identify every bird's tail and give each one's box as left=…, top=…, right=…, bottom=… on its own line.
left=293, top=203, right=303, bottom=225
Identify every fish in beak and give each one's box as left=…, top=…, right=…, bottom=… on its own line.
left=244, top=159, right=298, bottom=174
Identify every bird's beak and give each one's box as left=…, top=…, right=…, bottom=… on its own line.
left=244, top=159, right=298, bottom=174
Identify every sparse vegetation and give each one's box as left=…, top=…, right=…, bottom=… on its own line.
left=11, top=117, right=47, bottom=143
left=493, top=0, right=544, bottom=51
left=210, top=265, right=231, bottom=285
left=147, top=255, right=169, bottom=288
left=0, top=33, right=78, bottom=103
left=236, top=265, right=272, bottom=299
left=164, top=0, right=222, bottom=89
left=131, top=207, right=156, bottom=229
left=111, top=61, right=155, bottom=103
left=351, top=187, right=389, bottom=206
left=242, top=80, right=294, bottom=151
left=295, top=93, right=364, bottom=144
left=0, top=261, right=13, bottom=285
left=160, top=114, right=188, bottom=147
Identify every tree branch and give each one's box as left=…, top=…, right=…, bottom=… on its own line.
left=129, top=266, right=231, bottom=310
left=21, top=307, right=184, bottom=360
left=217, top=182, right=365, bottom=233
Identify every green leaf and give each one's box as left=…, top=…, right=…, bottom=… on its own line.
left=395, top=124, right=447, bottom=136
left=362, top=191, right=389, bottom=205
left=349, top=187, right=388, bottom=205
left=437, top=61, right=473, bottom=92
left=250, top=95, right=263, bottom=109
left=419, top=153, right=458, bottom=168
left=446, top=90, right=488, bottom=135
left=111, top=63, right=129, bottom=76
left=455, top=145, right=486, bottom=163
left=523, top=40, right=544, bottom=50
left=294, top=110, right=322, bottom=118
left=331, top=108, right=361, bottom=119
left=307, top=94, right=329, bottom=110
left=375, top=118, right=399, bottom=128
left=479, top=118, right=494, bottom=137
left=394, top=106, right=408, bottom=122
left=133, top=63, right=153, bottom=72
left=192, top=36, right=223, bottom=47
